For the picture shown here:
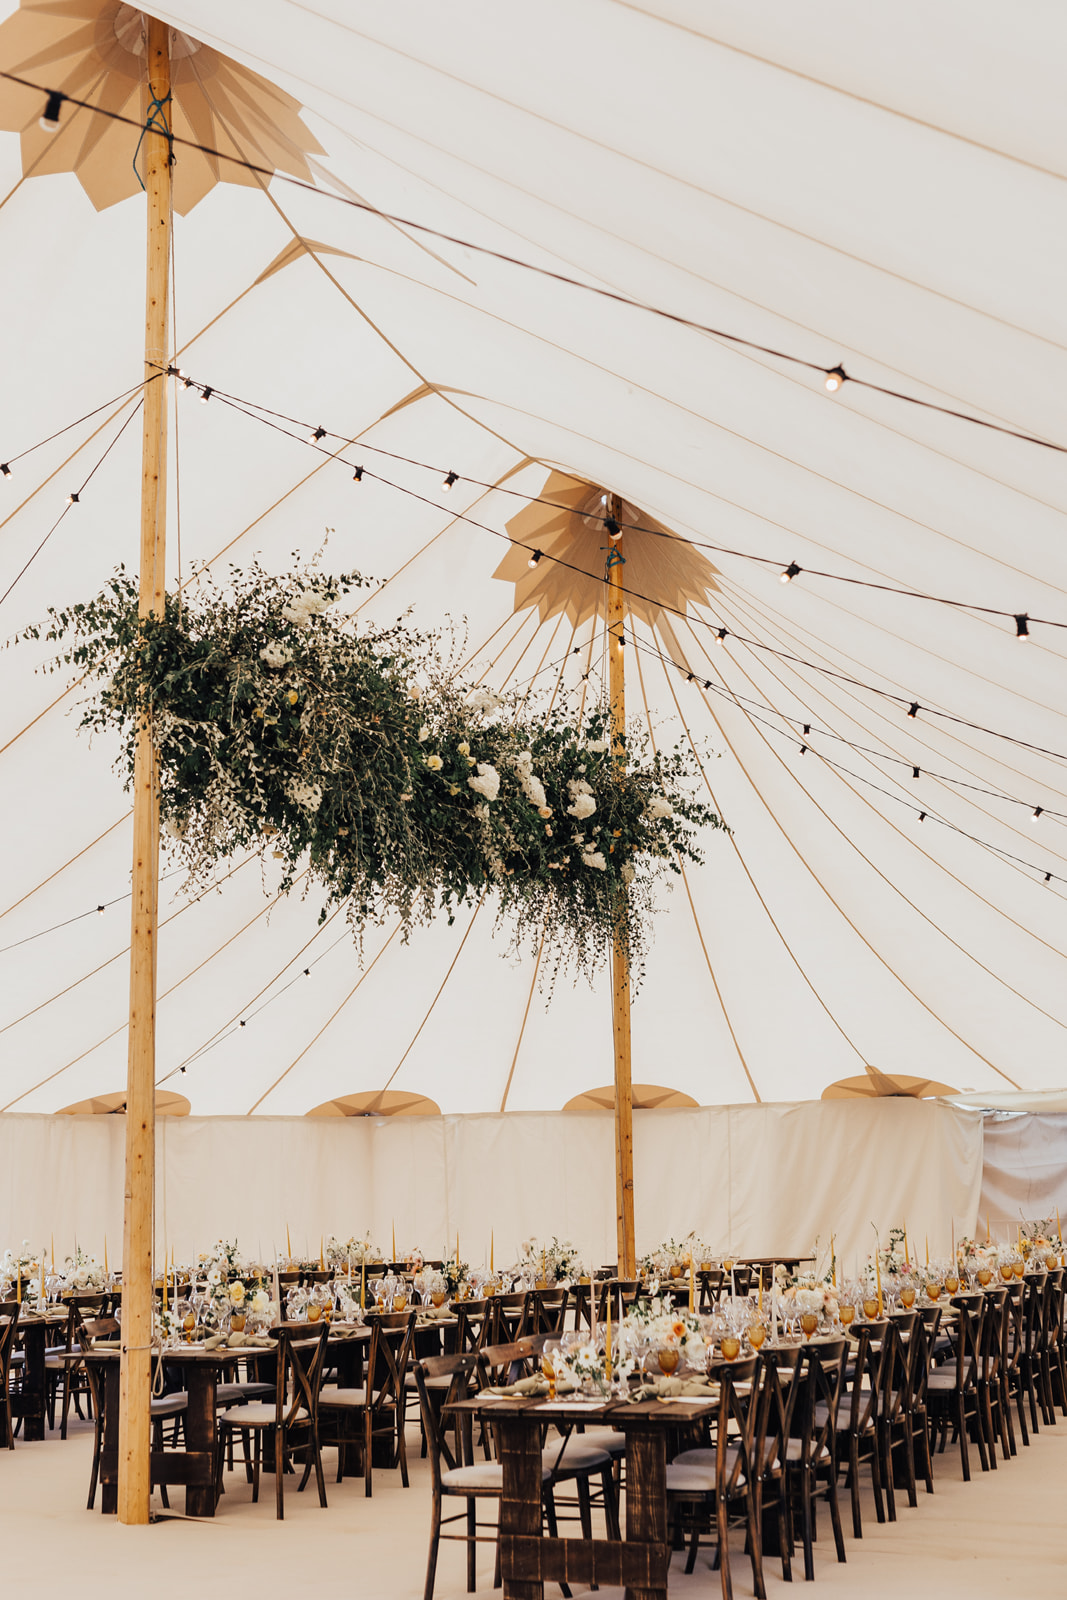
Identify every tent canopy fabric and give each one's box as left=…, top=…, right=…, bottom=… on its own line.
left=1, top=2, right=1066, bottom=1119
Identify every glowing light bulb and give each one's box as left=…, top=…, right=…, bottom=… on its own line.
left=1032, top=807, right=1043, bottom=823
left=824, top=365, right=847, bottom=392
left=352, top=466, right=363, bottom=483
left=308, top=426, right=326, bottom=444
left=200, top=386, right=213, bottom=404
left=527, top=550, right=543, bottom=569
left=40, top=91, right=64, bottom=132
left=780, top=561, right=801, bottom=584
left=442, top=471, right=458, bottom=491
left=907, top=702, right=919, bottom=720
left=1015, top=614, right=1031, bottom=641
left=1, top=463, right=11, bottom=480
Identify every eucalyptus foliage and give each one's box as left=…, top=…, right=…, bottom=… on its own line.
left=26, top=563, right=725, bottom=983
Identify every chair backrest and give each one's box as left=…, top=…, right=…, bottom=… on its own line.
left=947, top=1296, right=983, bottom=1390
left=476, top=1334, right=547, bottom=1390
left=272, top=1322, right=330, bottom=1429
left=710, top=1354, right=761, bottom=1500
left=1044, top=1269, right=1065, bottom=1351
left=908, top=1308, right=941, bottom=1409
left=597, top=1280, right=640, bottom=1323
left=880, top=1312, right=917, bottom=1426
left=697, top=1269, right=724, bottom=1312
left=978, top=1289, right=1006, bottom=1386
left=0, top=1304, right=18, bottom=1381
left=529, top=1288, right=569, bottom=1336
left=797, top=1338, right=848, bottom=1471
left=366, top=1309, right=417, bottom=1415
left=756, top=1344, right=803, bottom=1478
left=414, top=1351, right=480, bottom=1489
left=301, top=1269, right=333, bottom=1286
left=453, top=1298, right=493, bottom=1356
left=842, top=1320, right=888, bottom=1436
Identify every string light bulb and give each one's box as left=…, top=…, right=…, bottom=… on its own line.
left=824, top=364, right=847, bottom=392
left=96, top=905, right=105, bottom=916
left=615, top=631, right=625, bottom=652
left=1015, top=613, right=1031, bottom=640
left=716, top=626, right=728, bottom=644
left=1045, top=873, right=1053, bottom=884
left=907, top=702, right=920, bottom=720
left=1, top=463, right=11, bottom=480
left=39, top=90, right=64, bottom=132
left=352, top=465, right=363, bottom=483
left=918, top=811, right=927, bottom=823
left=200, top=386, right=213, bottom=404
left=442, top=471, right=458, bottom=491
left=65, top=491, right=79, bottom=506
left=604, top=516, right=621, bottom=540
left=181, top=374, right=195, bottom=391
left=526, top=550, right=543, bottom=569
left=1032, top=806, right=1043, bottom=823
left=308, top=425, right=327, bottom=445
left=913, top=766, right=920, bottom=779
left=780, top=561, right=801, bottom=584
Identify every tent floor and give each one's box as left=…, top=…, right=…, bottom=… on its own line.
left=1, top=1410, right=1065, bottom=1597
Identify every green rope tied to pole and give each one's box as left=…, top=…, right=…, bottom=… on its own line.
left=132, top=90, right=173, bottom=191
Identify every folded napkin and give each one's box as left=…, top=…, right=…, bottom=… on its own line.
left=327, top=1324, right=362, bottom=1340
left=202, top=1331, right=275, bottom=1350
left=417, top=1305, right=454, bottom=1322
left=485, top=1376, right=577, bottom=1398
left=629, top=1375, right=714, bottom=1402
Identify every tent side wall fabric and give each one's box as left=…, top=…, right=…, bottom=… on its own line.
left=979, top=1112, right=1067, bottom=1231
left=0, top=1099, right=982, bottom=1271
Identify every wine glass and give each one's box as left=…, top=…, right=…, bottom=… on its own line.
left=542, top=1339, right=561, bottom=1399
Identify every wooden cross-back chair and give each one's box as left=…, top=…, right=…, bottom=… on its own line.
left=875, top=1310, right=917, bottom=1520
left=319, top=1307, right=416, bottom=1494
left=666, top=1353, right=767, bottom=1599
left=977, top=1288, right=1011, bottom=1466
left=216, top=1321, right=329, bottom=1519
left=45, top=1291, right=107, bottom=1436
left=833, top=1317, right=888, bottom=1538
left=927, top=1295, right=985, bottom=1478
left=755, top=1344, right=804, bottom=1584
left=1043, top=1268, right=1067, bottom=1416
left=786, top=1337, right=848, bottom=1583
left=0, top=1302, right=19, bottom=1449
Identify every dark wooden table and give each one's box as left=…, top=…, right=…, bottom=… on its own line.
left=11, top=1311, right=68, bottom=1441
left=448, top=1391, right=716, bottom=1600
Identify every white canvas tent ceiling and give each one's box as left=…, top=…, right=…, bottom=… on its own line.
left=1, top=1, right=1066, bottom=1119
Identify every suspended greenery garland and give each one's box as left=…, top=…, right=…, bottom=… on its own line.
left=25, top=563, right=726, bottom=984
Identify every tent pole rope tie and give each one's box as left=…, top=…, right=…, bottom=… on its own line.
left=132, top=92, right=172, bottom=192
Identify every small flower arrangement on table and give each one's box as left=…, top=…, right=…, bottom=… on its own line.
left=326, top=1233, right=379, bottom=1270
left=443, top=1254, right=469, bottom=1299
left=414, top=1267, right=449, bottom=1305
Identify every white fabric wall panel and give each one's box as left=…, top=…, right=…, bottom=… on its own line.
left=0, top=1100, right=983, bottom=1272
left=979, top=1113, right=1067, bottom=1234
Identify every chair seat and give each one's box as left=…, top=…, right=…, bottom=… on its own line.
left=215, top=1381, right=274, bottom=1404
left=319, top=1386, right=392, bottom=1408
left=926, top=1371, right=963, bottom=1391
left=570, top=1425, right=626, bottom=1457
left=543, top=1439, right=611, bottom=1474
left=784, top=1438, right=831, bottom=1463
left=443, top=1461, right=553, bottom=1493
left=221, top=1401, right=307, bottom=1426
left=667, top=1462, right=738, bottom=1493
left=151, top=1395, right=189, bottom=1418
left=404, top=1371, right=452, bottom=1390
left=44, top=1351, right=75, bottom=1369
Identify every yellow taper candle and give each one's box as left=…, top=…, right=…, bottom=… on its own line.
left=286, top=1223, right=292, bottom=1261
left=50, top=1233, right=54, bottom=1270
left=903, top=1224, right=909, bottom=1269
left=605, top=1296, right=612, bottom=1382
left=39, top=1258, right=44, bottom=1304
left=875, top=1249, right=883, bottom=1317
left=392, top=1222, right=396, bottom=1261
left=1057, top=1207, right=1062, bottom=1244
left=831, top=1233, right=836, bottom=1288
left=320, top=1235, right=325, bottom=1271
left=490, top=1230, right=494, bottom=1273
left=16, top=1261, right=20, bottom=1304
left=688, top=1254, right=695, bottom=1312
left=986, top=1213, right=990, bottom=1242
left=104, top=1235, right=108, bottom=1275
left=360, top=1258, right=365, bottom=1310
left=925, top=1235, right=929, bottom=1267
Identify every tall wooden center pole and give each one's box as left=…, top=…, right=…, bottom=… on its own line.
left=607, top=496, right=636, bottom=1277
left=118, top=15, right=171, bottom=1527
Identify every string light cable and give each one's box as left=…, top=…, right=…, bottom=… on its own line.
left=0, top=377, right=150, bottom=482
left=0, top=398, right=143, bottom=610
left=618, top=623, right=1067, bottom=889
left=185, top=376, right=1067, bottom=768
left=167, top=370, right=1067, bottom=640
left=12, top=69, right=1067, bottom=459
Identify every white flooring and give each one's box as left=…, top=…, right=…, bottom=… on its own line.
left=2, top=1404, right=1066, bottom=1599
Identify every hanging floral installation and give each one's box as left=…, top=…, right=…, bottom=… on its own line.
left=25, top=563, right=725, bottom=983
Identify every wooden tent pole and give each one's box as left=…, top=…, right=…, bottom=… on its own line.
left=117, top=15, right=171, bottom=1527
left=607, top=495, right=636, bottom=1278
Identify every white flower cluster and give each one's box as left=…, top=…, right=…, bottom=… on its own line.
left=646, top=795, right=673, bottom=820
left=566, top=776, right=597, bottom=820
left=512, top=750, right=548, bottom=810
left=467, top=687, right=503, bottom=715
left=258, top=640, right=293, bottom=668
left=467, top=762, right=501, bottom=802
left=281, top=588, right=332, bottom=628
left=286, top=778, right=323, bottom=812
left=586, top=738, right=609, bottom=754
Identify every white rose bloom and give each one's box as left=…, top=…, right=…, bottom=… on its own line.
left=259, top=640, right=293, bottom=668
left=522, top=773, right=547, bottom=809
left=511, top=750, right=534, bottom=777
left=281, top=601, right=312, bottom=627
left=163, top=817, right=187, bottom=840
left=566, top=792, right=597, bottom=820
left=585, top=738, right=609, bottom=754
left=418, top=724, right=430, bottom=743
left=467, top=688, right=503, bottom=715
left=647, top=795, right=674, bottom=820
left=426, top=754, right=444, bottom=771
left=295, top=588, right=330, bottom=616
left=566, top=777, right=593, bottom=799
left=581, top=850, right=607, bottom=871
left=621, top=863, right=636, bottom=885
left=467, top=763, right=500, bottom=802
